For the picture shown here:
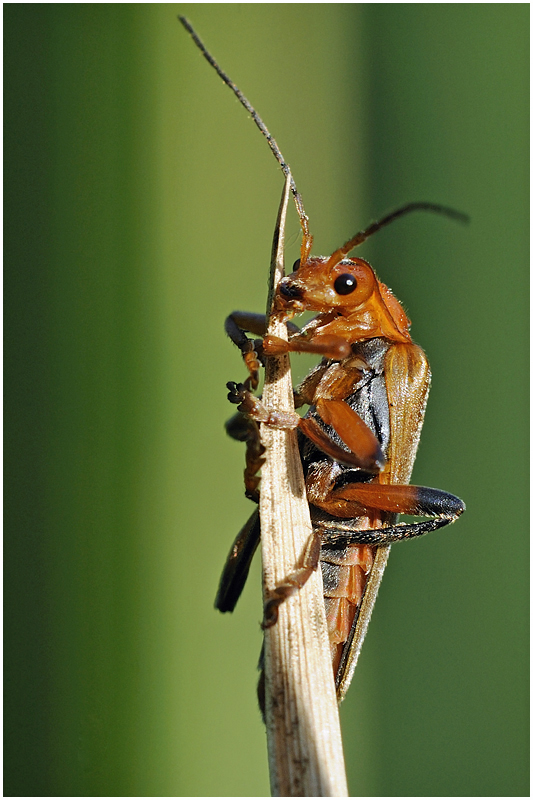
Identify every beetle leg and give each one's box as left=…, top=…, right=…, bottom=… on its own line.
left=225, top=312, right=300, bottom=390
left=215, top=509, right=261, bottom=613
left=227, top=383, right=385, bottom=474
left=263, top=332, right=351, bottom=361
left=315, top=398, right=385, bottom=471
left=225, top=411, right=265, bottom=502
left=298, top=417, right=384, bottom=473
left=227, top=382, right=300, bottom=430
left=315, top=483, right=465, bottom=545
left=298, top=396, right=385, bottom=473
left=262, top=531, right=322, bottom=629
left=226, top=311, right=270, bottom=337
left=293, top=362, right=329, bottom=408
left=225, top=314, right=264, bottom=390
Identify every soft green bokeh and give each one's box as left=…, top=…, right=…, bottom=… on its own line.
left=5, top=5, right=528, bottom=796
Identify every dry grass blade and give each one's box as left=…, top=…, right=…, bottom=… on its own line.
left=260, top=175, right=348, bottom=797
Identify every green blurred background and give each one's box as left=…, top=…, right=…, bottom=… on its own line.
left=5, top=4, right=528, bottom=796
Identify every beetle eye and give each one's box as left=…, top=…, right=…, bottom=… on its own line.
left=334, top=273, right=357, bottom=295
left=291, top=258, right=301, bottom=272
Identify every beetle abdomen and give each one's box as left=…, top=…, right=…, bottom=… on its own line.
left=300, top=338, right=393, bottom=673
left=321, top=541, right=375, bottom=670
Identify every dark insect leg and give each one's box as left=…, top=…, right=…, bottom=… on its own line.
left=320, top=515, right=454, bottom=546
left=225, top=312, right=301, bottom=390
left=262, top=531, right=322, bottom=628
left=225, top=410, right=265, bottom=502
left=225, top=313, right=265, bottom=390
left=226, top=311, right=269, bottom=338
left=215, top=509, right=261, bottom=613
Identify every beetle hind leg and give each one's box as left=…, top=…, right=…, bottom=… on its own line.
left=316, top=483, right=465, bottom=546
left=262, top=531, right=322, bottom=629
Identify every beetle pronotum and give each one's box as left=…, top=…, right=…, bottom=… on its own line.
left=180, top=15, right=466, bottom=707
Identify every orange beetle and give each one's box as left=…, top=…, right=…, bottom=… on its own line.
left=223, top=208, right=465, bottom=697
left=180, top=16, right=466, bottom=703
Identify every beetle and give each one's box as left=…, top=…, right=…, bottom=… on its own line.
left=180, top=16, right=466, bottom=704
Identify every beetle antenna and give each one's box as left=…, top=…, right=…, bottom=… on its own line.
left=179, top=16, right=310, bottom=244
left=326, top=202, right=470, bottom=269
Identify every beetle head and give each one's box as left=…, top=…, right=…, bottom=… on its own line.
left=277, top=257, right=375, bottom=314
left=275, top=255, right=411, bottom=343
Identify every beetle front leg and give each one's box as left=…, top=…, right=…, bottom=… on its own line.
left=225, top=312, right=301, bottom=390
left=263, top=332, right=351, bottom=361
left=225, top=313, right=266, bottom=390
